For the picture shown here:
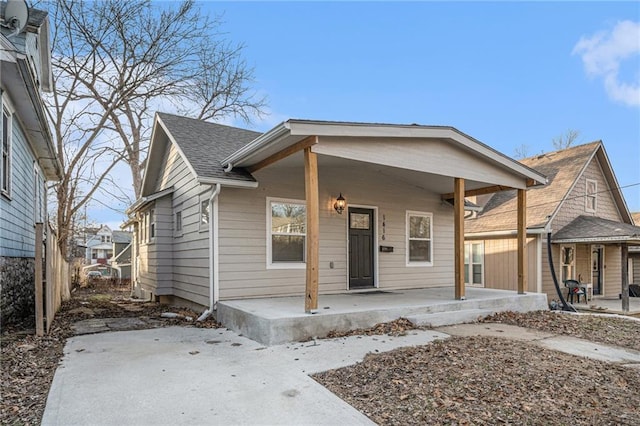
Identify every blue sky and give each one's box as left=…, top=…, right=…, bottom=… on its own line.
left=95, top=1, right=640, bottom=228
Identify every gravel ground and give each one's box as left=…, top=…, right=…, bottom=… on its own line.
left=2, top=288, right=639, bottom=426
left=313, top=335, right=640, bottom=425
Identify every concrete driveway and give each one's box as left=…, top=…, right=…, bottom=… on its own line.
left=42, top=327, right=448, bottom=425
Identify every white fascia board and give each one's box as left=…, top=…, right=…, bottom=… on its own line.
left=465, top=227, right=548, bottom=239
left=197, top=177, right=259, bottom=188
left=222, top=122, right=290, bottom=167
left=127, top=187, right=175, bottom=214
left=552, top=236, right=640, bottom=244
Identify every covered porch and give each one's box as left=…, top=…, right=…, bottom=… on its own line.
left=217, top=287, right=548, bottom=345
left=220, top=120, right=548, bottom=315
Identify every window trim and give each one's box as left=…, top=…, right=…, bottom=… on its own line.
left=464, top=241, right=484, bottom=287
left=266, top=197, right=307, bottom=270
left=560, top=244, right=576, bottom=282
left=174, top=209, right=183, bottom=237
left=585, top=178, right=597, bottom=213
left=149, top=209, right=156, bottom=241
left=2, top=104, right=13, bottom=198
left=406, top=210, right=433, bottom=267
left=200, top=196, right=210, bottom=232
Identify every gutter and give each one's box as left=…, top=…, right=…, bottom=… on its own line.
left=221, top=122, right=290, bottom=170
left=198, top=183, right=221, bottom=321
left=465, top=227, right=548, bottom=239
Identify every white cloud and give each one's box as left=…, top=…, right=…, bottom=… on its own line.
left=573, top=20, right=640, bottom=107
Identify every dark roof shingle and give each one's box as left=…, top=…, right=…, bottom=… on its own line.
left=466, top=141, right=601, bottom=233
left=157, top=112, right=260, bottom=182
left=553, top=215, right=640, bottom=242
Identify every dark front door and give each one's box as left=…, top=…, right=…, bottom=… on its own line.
left=592, top=246, right=603, bottom=295
left=349, top=207, right=375, bottom=289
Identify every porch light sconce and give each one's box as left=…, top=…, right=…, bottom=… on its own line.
left=334, top=193, right=346, bottom=214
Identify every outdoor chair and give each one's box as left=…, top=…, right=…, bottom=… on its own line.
left=564, top=279, right=586, bottom=304
left=629, top=284, right=640, bottom=298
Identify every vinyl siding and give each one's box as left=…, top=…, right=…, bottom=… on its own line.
left=216, top=164, right=455, bottom=300
left=552, top=156, right=622, bottom=230
left=481, top=237, right=537, bottom=292
left=0, top=111, right=46, bottom=258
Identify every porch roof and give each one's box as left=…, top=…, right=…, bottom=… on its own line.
left=552, top=215, right=640, bottom=245
left=222, top=119, right=547, bottom=192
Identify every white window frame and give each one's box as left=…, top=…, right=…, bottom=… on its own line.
left=464, top=241, right=484, bottom=287
left=267, top=197, right=306, bottom=270
left=149, top=209, right=156, bottom=241
left=561, top=244, right=576, bottom=282
left=200, top=196, right=210, bottom=232
left=174, top=209, right=183, bottom=237
left=1, top=104, right=13, bottom=198
left=406, top=211, right=433, bottom=267
left=585, top=178, right=597, bottom=213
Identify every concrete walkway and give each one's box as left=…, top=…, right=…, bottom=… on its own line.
left=42, top=327, right=448, bottom=425
left=437, top=322, right=640, bottom=365
left=43, top=323, right=640, bottom=425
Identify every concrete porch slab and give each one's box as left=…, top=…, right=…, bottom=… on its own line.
left=217, top=287, right=548, bottom=345
left=573, top=296, right=640, bottom=316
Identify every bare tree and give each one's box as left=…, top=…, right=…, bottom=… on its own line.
left=552, top=129, right=580, bottom=150
left=44, top=0, right=266, bottom=258
left=513, top=144, right=531, bottom=160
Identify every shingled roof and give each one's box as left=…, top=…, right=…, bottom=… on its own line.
left=466, top=141, right=602, bottom=234
left=156, top=112, right=260, bottom=183
left=0, top=4, right=48, bottom=28
left=552, top=215, right=640, bottom=243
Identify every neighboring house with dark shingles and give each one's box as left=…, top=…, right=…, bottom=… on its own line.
left=465, top=141, right=640, bottom=303
left=1, top=6, right=62, bottom=324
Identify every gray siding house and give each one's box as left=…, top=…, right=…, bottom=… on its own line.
left=1, top=6, right=62, bottom=324
left=129, top=113, right=546, bottom=316
left=465, top=142, right=640, bottom=304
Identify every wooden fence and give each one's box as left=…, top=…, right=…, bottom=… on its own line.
left=35, top=222, right=71, bottom=336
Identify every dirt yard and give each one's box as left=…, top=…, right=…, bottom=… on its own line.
left=2, top=287, right=639, bottom=425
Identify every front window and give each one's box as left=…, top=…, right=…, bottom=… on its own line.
left=561, top=245, right=575, bottom=282
left=268, top=198, right=306, bottom=268
left=200, top=199, right=209, bottom=231
left=464, top=242, right=484, bottom=286
left=406, top=211, right=433, bottom=266
left=2, top=108, right=11, bottom=196
left=585, top=179, right=597, bottom=212
left=149, top=209, right=155, bottom=239
left=176, top=211, right=182, bottom=232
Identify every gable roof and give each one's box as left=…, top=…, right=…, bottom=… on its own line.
left=222, top=119, right=547, bottom=190
left=552, top=215, right=640, bottom=244
left=112, top=231, right=132, bottom=244
left=141, top=113, right=260, bottom=195
left=466, top=141, right=631, bottom=234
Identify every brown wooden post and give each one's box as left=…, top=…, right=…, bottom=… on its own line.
left=622, top=243, right=629, bottom=313
left=34, top=222, right=44, bottom=336
left=304, top=144, right=319, bottom=312
left=454, top=178, right=465, bottom=300
left=517, top=189, right=527, bottom=294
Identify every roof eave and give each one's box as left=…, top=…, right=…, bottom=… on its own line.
left=221, top=121, right=290, bottom=168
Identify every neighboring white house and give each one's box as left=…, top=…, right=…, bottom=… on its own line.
left=127, top=113, right=546, bottom=314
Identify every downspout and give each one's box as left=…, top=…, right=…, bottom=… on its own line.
left=198, top=183, right=221, bottom=321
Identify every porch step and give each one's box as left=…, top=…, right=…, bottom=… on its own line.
left=407, top=308, right=494, bottom=328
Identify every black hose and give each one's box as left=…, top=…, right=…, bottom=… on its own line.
left=547, top=232, right=576, bottom=312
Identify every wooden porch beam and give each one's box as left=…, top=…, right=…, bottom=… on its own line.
left=441, top=184, right=513, bottom=201
left=454, top=178, right=465, bottom=300
left=304, top=147, right=319, bottom=313
left=247, top=136, right=318, bottom=173
left=517, top=189, right=527, bottom=294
